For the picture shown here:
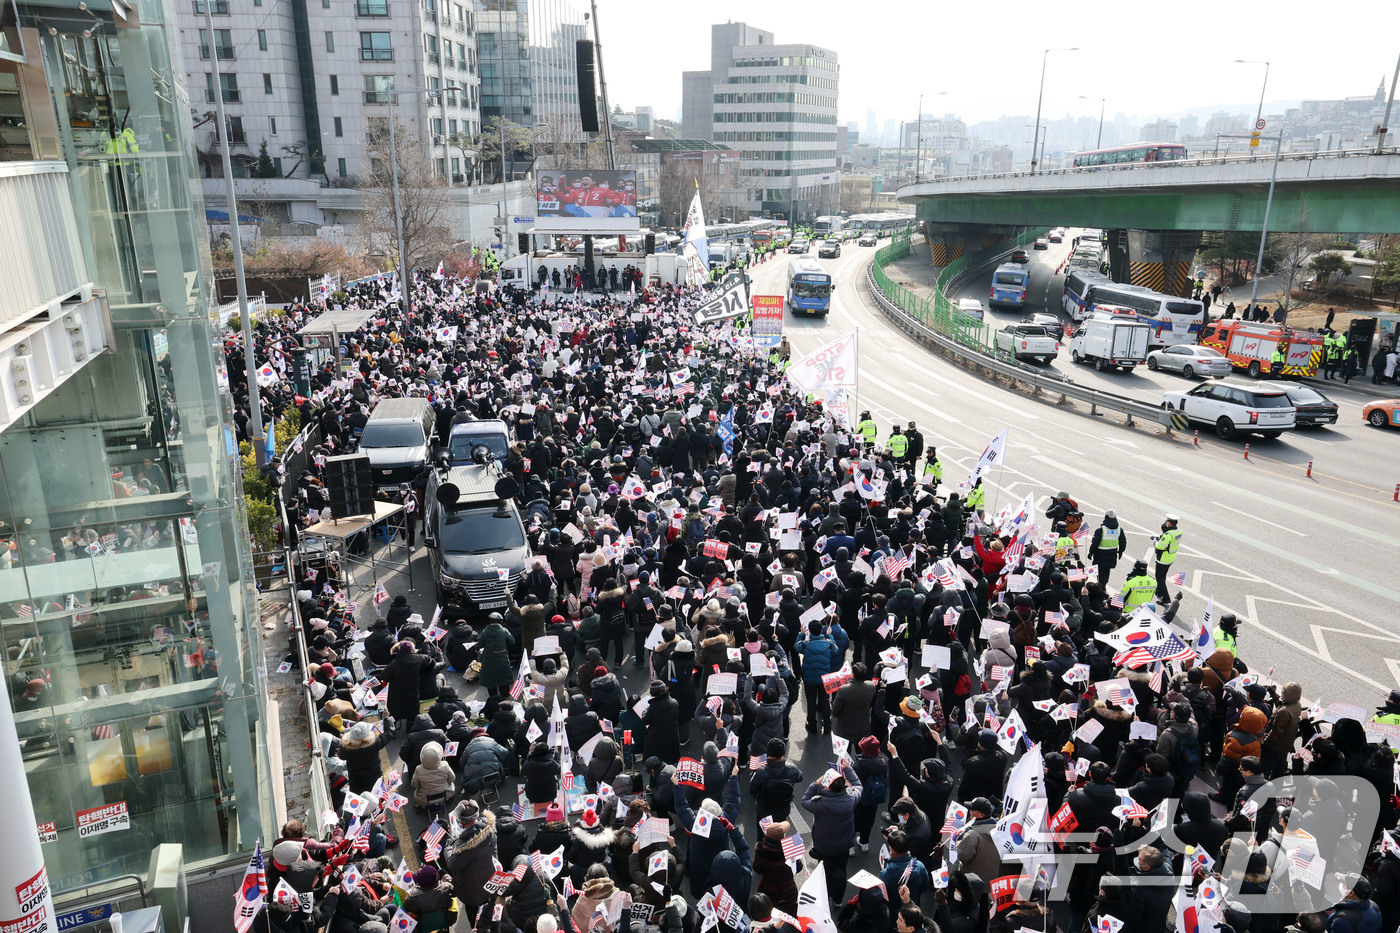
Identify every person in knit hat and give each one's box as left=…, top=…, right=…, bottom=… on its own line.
left=400, top=863, right=455, bottom=924
left=568, top=808, right=617, bottom=891
left=753, top=820, right=801, bottom=914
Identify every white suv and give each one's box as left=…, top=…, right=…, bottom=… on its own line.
left=956, top=298, right=985, bottom=320
left=1162, top=381, right=1296, bottom=440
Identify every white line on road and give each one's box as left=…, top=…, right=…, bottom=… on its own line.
left=1209, top=501, right=1309, bottom=536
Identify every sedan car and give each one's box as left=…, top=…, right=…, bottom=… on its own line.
left=817, top=239, right=842, bottom=258
left=1021, top=312, right=1065, bottom=342
left=1145, top=345, right=1231, bottom=379
left=1280, top=386, right=1338, bottom=427
left=787, top=238, right=809, bottom=254
left=956, top=298, right=985, bottom=320
left=857, top=233, right=877, bottom=247
left=1010, top=249, right=1030, bottom=264
left=1362, top=398, right=1400, bottom=429
left=1048, top=231, right=1063, bottom=243
left=1033, top=238, right=1049, bottom=250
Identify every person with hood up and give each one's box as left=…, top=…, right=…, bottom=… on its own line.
left=588, top=666, right=627, bottom=726
left=477, top=613, right=517, bottom=699
left=802, top=763, right=864, bottom=903
left=499, top=852, right=557, bottom=933
left=445, top=799, right=498, bottom=915
left=744, top=673, right=791, bottom=758
left=365, top=616, right=398, bottom=668
left=571, top=863, right=632, bottom=933
left=458, top=727, right=510, bottom=796
left=338, top=721, right=388, bottom=794
left=568, top=807, right=617, bottom=890
left=1216, top=705, right=1268, bottom=805
left=954, top=797, right=1002, bottom=890
left=1068, top=761, right=1121, bottom=835
left=711, top=847, right=754, bottom=910
left=528, top=655, right=570, bottom=713
left=385, top=640, right=437, bottom=734
left=401, top=713, right=448, bottom=785
left=565, top=693, right=603, bottom=751
left=751, top=738, right=804, bottom=831
left=443, top=618, right=479, bottom=673
left=642, top=680, right=681, bottom=765
left=980, top=622, right=1017, bottom=677
left=427, top=684, right=469, bottom=730
left=493, top=804, right=529, bottom=868
left=523, top=741, right=562, bottom=803
left=585, top=736, right=624, bottom=792
left=1089, top=512, right=1128, bottom=586
left=1260, top=681, right=1303, bottom=778
left=577, top=647, right=606, bottom=699
left=836, top=883, right=890, bottom=933
left=673, top=771, right=746, bottom=898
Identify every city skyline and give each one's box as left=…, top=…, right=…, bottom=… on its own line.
left=598, top=0, right=1398, bottom=138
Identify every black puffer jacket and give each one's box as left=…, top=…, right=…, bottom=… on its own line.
left=564, top=694, right=602, bottom=750
left=522, top=743, right=562, bottom=803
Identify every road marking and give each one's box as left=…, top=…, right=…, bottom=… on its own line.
left=861, top=372, right=962, bottom=423
left=1209, top=501, right=1308, bottom=536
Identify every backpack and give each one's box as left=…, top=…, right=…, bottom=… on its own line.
left=861, top=769, right=889, bottom=805
left=684, top=518, right=707, bottom=550
left=1174, top=731, right=1204, bottom=781
left=953, top=673, right=973, bottom=699
left=757, top=772, right=796, bottom=809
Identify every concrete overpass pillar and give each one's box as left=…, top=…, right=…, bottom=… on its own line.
left=1121, top=230, right=1203, bottom=296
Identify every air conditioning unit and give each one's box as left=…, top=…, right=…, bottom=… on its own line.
left=432, top=134, right=445, bottom=145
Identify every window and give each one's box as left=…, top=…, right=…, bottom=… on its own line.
left=205, top=72, right=240, bottom=103
left=225, top=115, right=245, bottom=144
left=199, top=28, right=234, bottom=60
left=329, top=74, right=339, bottom=95
left=436, top=157, right=446, bottom=175
left=356, top=0, right=388, bottom=14
left=338, top=158, right=347, bottom=177
left=359, top=32, right=392, bottom=61
left=257, top=29, right=267, bottom=50
left=431, top=118, right=443, bottom=135
left=193, top=0, right=229, bottom=12
left=263, top=73, right=272, bottom=93
left=270, top=116, right=277, bottom=135
left=334, top=117, right=343, bottom=137
left=324, top=32, right=334, bottom=52
left=363, top=74, right=393, bottom=104
left=448, top=119, right=457, bottom=136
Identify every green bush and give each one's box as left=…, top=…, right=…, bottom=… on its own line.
left=246, top=498, right=280, bottom=552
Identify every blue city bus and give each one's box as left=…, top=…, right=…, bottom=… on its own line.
left=787, top=258, right=832, bottom=315
left=989, top=262, right=1029, bottom=309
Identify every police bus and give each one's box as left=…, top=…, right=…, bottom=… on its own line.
left=989, top=262, right=1030, bottom=309
left=787, top=259, right=833, bottom=315
left=1063, top=271, right=1204, bottom=347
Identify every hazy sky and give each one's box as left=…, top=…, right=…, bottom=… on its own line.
left=595, top=0, right=1399, bottom=129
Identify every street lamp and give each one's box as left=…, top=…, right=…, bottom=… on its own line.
left=1078, top=95, right=1106, bottom=150
left=914, top=91, right=947, bottom=183
left=1235, top=59, right=1271, bottom=137
left=1031, top=47, right=1078, bottom=175
left=385, top=82, right=459, bottom=320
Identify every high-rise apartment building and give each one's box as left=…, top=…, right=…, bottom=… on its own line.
left=1, top=0, right=272, bottom=921
left=178, top=0, right=482, bottom=188
left=681, top=21, right=839, bottom=223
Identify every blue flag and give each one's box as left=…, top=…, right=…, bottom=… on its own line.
left=718, top=407, right=735, bottom=457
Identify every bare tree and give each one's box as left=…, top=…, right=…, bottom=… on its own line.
left=1267, top=197, right=1322, bottom=315
left=468, top=117, right=540, bottom=184
left=361, top=118, right=455, bottom=271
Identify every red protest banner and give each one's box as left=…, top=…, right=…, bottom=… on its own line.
left=675, top=757, right=705, bottom=788
left=989, top=875, right=1029, bottom=916
left=1048, top=801, right=1078, bottom=848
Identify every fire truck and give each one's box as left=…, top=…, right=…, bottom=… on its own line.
left=1198, top=320, right=1323, bottom=379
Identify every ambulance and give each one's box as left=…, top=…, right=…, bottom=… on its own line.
left=1198, top=320, right=1323, bottom=379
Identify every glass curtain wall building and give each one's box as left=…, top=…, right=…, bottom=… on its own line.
left=475, top=0, right=530, bottom=129
left=0, top=0, right=271, bottom=902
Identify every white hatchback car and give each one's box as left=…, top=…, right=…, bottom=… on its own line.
left=1161, top=381, right=1296, bottom=440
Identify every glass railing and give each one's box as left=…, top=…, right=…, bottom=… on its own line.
left=0, top=163, right=89, bottom=330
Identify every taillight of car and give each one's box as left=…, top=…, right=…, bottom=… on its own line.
left=1247, top=411, right=1259, bottom=424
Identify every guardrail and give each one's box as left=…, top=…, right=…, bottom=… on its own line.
left=865, top=234, right=1172, bottom=430
left=286, top=570, right=336, bottom=838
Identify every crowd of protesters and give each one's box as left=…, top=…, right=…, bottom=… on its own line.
left=232, top=267, right=1400, bottom=933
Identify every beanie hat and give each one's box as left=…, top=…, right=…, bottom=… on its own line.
left=580, top=808, right=600, bottom=828
left=416, top=864, right=440, bottom=888
left=703, top=742, right=719, bottom=763
left=551, top=615, right=566, bottom=626
left=271, top=840, right=304, bottom=866
left=899, top=695, right=923, bottom=718
left=546, top=804, right=565, bottom=822
left=978, top=729, right=999, bottom=750
left=968, top=797, right=994, bottom=817
left=858, top=735, right=881, bottom=757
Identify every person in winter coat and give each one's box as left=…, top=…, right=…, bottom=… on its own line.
left=568, top=807, right=617, bottom=890
left=1260, top=682, right=1303, bottom=777
left=401, top=713, right=448, bottom=785
left=833, top=667, right=879, bottom=742
left=743, top=676, right=790, bottom=757
left=493, top=804, right=529, bottom=868
left=711, top=848, right=754, bottom=909
left=802, top=764, right=863, bottom=902
left=445, top=800, right=498, bottom=912
left=1217, top=706, right=1268, bottom=805
left=954, top=797, right=1002, bottom=889
left=385, top=641, right=437, bottom=732
left=585, top=737, right=624, bottom=791
left=1087, top=696, right=1134, bottom=764
left=751, top=737, right=804, bottom=830
left=1112, top=846, right=1176, bottom=933
left=458, top=728, right=510, bottom=796
left=528, top=656, right=570, bottom=713
left=571, top=863, right=632, bottom=933
left=795, top=621, right=841, bottom=733
left=596, top=579, right=629, bottom=666
left=565, top=693, right=602, bottom=751
left=411, top=740, right=456, bottom=808
left=428, top=685, right=470, bottom=730
left=956, top=730, right=1008, bottom=805
left=477, top=613, right=517, bottom=697
left=400, top=863, right=455, bottom=927
left=889, top=797, right=935, bottom=867
left=522, top=741, right=562, bottom=803
left=1127, top=754, right=1174, bottom=811
left=443, top=620, right=479, bottom=673
left=530, top=803, right=572, bottom=858
left=1089, top=513, right=1128, bottom=586
left=879, top=828, right=931, bottom=907
left=673, top=772, right=747, bottom=899
left=365, top=616, right=398, bottom=668
left=981, top=624, right=1017, bottom=678
left=852, top=735, right=889, bottom=851
left=753, top=820, right=802, bottom=915
left=338, top=721, right=388, bottom=794
left=589, top=669, right=627, bottom=726
left=642, top=680, right=681, bottom=765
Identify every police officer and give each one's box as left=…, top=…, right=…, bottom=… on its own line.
left=1053, top=521, right=1076, bottom=561
left=921, top=446, right=943, bottom=492
left=1120, top=560, right=1157, bottom=610
left=965, top=479, right=985, bottom=516
left=905, top=421, right=924, bottom=466
left=855, top=411, right=878, bottom=450
left=1089, top=511, right=1127, bottom=587
left=1270, top=341, right=1287, bottom=376
left=887, top=425, right=908, bottom=463
left=1322, top=331, right=1340, bottom=380
left=1372, top=689, right=1400, bottom=725
left=1214, top=614, right=1239, bottom=654
left=1153, top=514, right=1182, bottom=605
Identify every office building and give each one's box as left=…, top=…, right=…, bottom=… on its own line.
left=178, top=0, right=482, bottom=189
left=1, top=0, right=272, bottom=920
left=681, top=21, right=839, bottom=222
left=1139, top=118, right=1178, bottom=142
left=529, top=0, right=588, bottom=142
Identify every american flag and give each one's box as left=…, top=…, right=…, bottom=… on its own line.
left=351, top=821, right=372, bottom=853
left=1170, top=571, right=1187, bottom=587
left=748, top=753, right=767, bottom=770
left=883, top=550, right=910, bottom=580
left=1107, top=685, right=1135, bottom=706
left=932, top=559, right=957, bottom=587
left=512, top=803, right=526, bottom=821
left=941, top=802, right=968, bottom=835
left=1117, top=794, right=1149, bottom=820
left=780, top=834, right=806, bottom=861
left=1288, top=848, right=1315, bottom=873
left=1070, top=528, right=1088, bottom=547
left=990, top=664, right=1013, bottom=684
left=1148, top=666, right=1163, bottom=694
left=421, top=822, right=446, bottom=862
left=92, top=724, right=116, bottom=740
left=1117, top=632, right=1195, bottom=668
left=561, top=878, right=575, bottom=897
left=1110, top=593, right=1124, bottom=608
left=16, top=604, right=33, bottom=618
left=372, top=583, right=389, bottom=607
left=1002, top=536, right=1025, bottom=570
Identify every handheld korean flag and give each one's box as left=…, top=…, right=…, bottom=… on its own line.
left=996, top=709, right=1027, bottom=754
left=389, top=907, right=419, bottom=933
left=968, top=429, right=1008, bottom=487
left=1095, top=915, right=1124, bottom=933
left=796, top=862, right=839, bottom=933
left=342, top=863, right=363, bottom=893
left=1195, top=598, right=1215, bottom=658
left=648, top=851, right=668, bottom=875
left=232, top=840, right=267, bottom=933
left=256, top=363, right=279, bottom=387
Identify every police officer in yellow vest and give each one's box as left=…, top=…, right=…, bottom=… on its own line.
left=1322, top=332, right=1342, bottom=380
left=1271, top=341, right=1287, bottom=375
left=922, top=447, right=943, bottom=491
left=105, top=126, right=140, bottom=159
left=1372, top=688, right=1400, bottom=725
left=1089, top=511, right=1127, bottom=587
left=887, top=425, right=908, bottom=463
left=965, top=479, right=985, bottom=516
left=1120, top=559, right=1157, bottom=610
left=1153, top=514, right=1182, bottom=605
left=856, top=411, right=877, bottom=449
left=1213, top=614, right=1239, bottom=654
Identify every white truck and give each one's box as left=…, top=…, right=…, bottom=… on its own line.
left=994, top=322, right=1060, bottom=364
left=1069, top=314, right=1152, bottom=372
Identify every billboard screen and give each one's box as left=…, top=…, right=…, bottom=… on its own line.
left=533, top=170, right=640, bottom=233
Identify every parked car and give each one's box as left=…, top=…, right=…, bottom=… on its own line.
left=956, top=298, right=985, bottom=320
left=1145, top=345, right=1232, bottom=379
left=1033, top=238, right=1049, bottom=250
left=1010, top=250, right=1030, bottom=264
left=1161, top=381, right=1297, bottom=440
left=1280, top=386, right=1338, bottom=427
left=1363, top=399, right=1400, bottom=429
left=1021, top=312, right=1065, bottom=342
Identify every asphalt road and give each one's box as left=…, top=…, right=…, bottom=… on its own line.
left=745, top=239, right=1400, bottom=711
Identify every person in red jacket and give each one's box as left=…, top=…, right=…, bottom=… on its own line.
left=973, top=534, right=1008, bottom=594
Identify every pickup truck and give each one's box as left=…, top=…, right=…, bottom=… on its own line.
left=994, top=323, right=1059, bottom=364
